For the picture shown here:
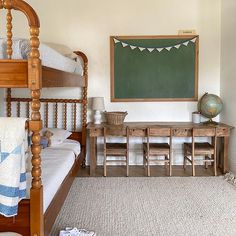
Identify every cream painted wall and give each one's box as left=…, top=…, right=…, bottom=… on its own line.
left=221, top=0, right=236, bottom=173
left=0, top=0, right=221, bottom=164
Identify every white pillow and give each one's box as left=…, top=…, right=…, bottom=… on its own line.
left=43, top=128, right=72, bottom=146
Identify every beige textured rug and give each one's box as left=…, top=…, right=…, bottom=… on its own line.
left=51, top=177, right=236, bottom=236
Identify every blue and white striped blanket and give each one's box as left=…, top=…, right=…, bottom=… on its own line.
left=0, top=117, right=27, bottom=217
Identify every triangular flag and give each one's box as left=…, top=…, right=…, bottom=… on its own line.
left=183, top=41, right=189, bottom=46
left=139, top=47, right=145, bottom=51
left=191, top=37, right=197, bottom=43
left=121, top=42, right=128, bottom=47
left=165, top=47, right=172, bottom=51
left=130, top=45, right=137, bottom=50
left=175, top=44, right=181, bottom=49
left=156, top=48, right=163, bottom=52
left=114, top=38, right=119, bottom=44
left=147, top=48, right=154, bottom=52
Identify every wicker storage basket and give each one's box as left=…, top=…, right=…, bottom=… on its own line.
left=104, top=111, right=128, bottom=125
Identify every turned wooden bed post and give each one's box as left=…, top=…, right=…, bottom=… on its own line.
left=28, top=25, right=43, bottom=236
left=74, top=51, right=88, bottom=167
left=3, top=0, right=43, bottom=235
left=82, top=58, right=88, bottom=166
left=82, top=54, right=88, bottom=137
left=5, top=3, right=12, bottom=117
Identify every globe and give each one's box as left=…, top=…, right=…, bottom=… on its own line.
left=198, top=93, right=223, bottom=123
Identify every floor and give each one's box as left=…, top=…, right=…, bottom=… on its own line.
left=78, top=165, right=223, bottom=177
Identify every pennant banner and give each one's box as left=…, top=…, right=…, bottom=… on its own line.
left=147, top=48, right=154, bottom=52
left=130, top=45, right=137, bottom=50
left=113, top=37, right=197, bottom=53
left=139, top=47, right=145, bottom=52
left=183, top=41, right=189, bottom=46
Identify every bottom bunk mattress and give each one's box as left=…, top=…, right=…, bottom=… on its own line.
left=26, top=139, right=81, bottom=212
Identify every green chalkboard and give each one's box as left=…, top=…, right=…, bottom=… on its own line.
left=110, top=35, right=199, bottom=102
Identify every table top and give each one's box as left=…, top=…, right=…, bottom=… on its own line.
left=87, top=122, right=234, bottom=130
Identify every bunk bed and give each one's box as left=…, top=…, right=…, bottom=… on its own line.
left=0, top=0, right=88, bottom=235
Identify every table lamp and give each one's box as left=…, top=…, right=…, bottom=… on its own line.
left=92, top=97, right=105, bottom=124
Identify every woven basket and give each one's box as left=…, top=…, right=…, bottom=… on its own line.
left=104, top=111, right=128, bottom=125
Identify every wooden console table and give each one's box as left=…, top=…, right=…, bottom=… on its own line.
left=87, top=122, right=234, bottom=176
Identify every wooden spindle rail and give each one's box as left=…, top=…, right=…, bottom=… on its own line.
left=6, top=8, right=13, bottom=59
left=45, top=102, right=49, bottom=128
left=17, top=101, right=20, bottom=117
left=54, top=103, right=58, bottom=128
left=64, top=103, right=67, bottom=130
left=6, top=88, right=11, bottom=117
left=73, top=103, right=77, bottom=132
left=27, top=101, right=30, bottom=118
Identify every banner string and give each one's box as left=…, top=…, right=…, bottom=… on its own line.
left=113, top=37, right=197, bottom=53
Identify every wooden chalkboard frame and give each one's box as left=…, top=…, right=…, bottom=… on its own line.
left=110, top=35, right=199, bottom=102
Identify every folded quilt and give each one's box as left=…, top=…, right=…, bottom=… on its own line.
left=0, top=117, right=27, bottom=217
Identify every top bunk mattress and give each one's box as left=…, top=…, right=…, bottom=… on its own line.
left=0, top=38, right=83, bottom=75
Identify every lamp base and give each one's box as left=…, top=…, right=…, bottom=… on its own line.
left=94, top=110, right=102, bottom=124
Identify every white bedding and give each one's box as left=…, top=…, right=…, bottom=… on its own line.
left=0, top=38, right=83, bottom=75
left=26, top=139, right=81, bottom=212
left=48, top=139, right=81, bottom=156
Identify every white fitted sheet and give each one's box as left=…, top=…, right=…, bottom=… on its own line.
left=26, top=139, right=81, bottom=212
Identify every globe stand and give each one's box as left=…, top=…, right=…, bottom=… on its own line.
left=198, top=92, right=223, bottom=127
left=203, top=118, right=219, bottom=126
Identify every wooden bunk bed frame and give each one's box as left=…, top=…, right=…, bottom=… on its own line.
left=0, top=1, right=88, bottom=235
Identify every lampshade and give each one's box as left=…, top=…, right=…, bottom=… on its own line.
left=92, top=97, right=105, bottom=111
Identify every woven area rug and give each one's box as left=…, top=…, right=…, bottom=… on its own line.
left=51, top=177, right=236, bottom=236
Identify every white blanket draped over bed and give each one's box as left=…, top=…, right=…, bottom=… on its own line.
left=0, top=38, right=83, bottom=75
left=0, top=117, right=27, bottom=217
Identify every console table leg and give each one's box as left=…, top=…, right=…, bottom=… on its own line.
left=223, top=136, right=229, bottom=174
left=90, top=136, right=97, bottom=176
